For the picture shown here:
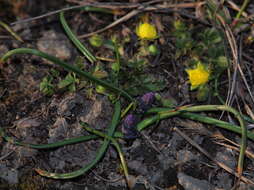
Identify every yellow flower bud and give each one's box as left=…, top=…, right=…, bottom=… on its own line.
left=136, top=22, right=157, bottom=40
left=186, top=62, right=210, bottom=90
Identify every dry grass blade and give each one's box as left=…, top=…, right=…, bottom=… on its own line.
left=79, top=9, right=141, bottom=39
left=78, top=2, right=205, bottom=38
left=210, top=2, right=254, bottom=107
left=226, top=0, right=248, bottom=18
left=212, top=132, right=254, bottom=159
left=173, top=127, right=254, bottom=185
left=215, top=141, right=254, bottom=160
left=0, top=21, right=24, bottom=42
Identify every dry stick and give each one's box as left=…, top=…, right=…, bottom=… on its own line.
left=173, top=127, right=254, bottom=185
left=0, top=21, right=24, bottom=42
left=210, top=8, right=237, bottom=107
left=226, top=0, right=248, bottom=18
left=66, top=0, right=165, bottom=8
left=215, top=142, right=254, bottom=160
left=212, top=132, right=254, bottom=159
left=0, top=150, right=14, bottom=161
left=10, top=1, right=204, bottom=39
left=10, top=0, right=164, bottom=26
left=78, top=2, right=205, bottom=38
left=215, top=13, right=254, bottom=107
left=79, top=8, right=141, bottom=38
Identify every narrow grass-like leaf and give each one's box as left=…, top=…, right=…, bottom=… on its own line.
left=140, top=105, right=246, bottom=178
left=0, top=20, right=24, bottom=42
left=81, top=123, right=130, bottom=187
left=0, top=48, right=133, bottom=101
left=35, top=100, right=121, bottom=179
left=60, top=11, right=96, bottom=63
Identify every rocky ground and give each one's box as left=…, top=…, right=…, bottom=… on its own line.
left=1, top=0, right=254, bottom=190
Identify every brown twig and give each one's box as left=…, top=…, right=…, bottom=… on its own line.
left=10, top=0, right=164, bottom=26
left=226, top=0, right=248, bottom=18
left=78, top=2, right=205, bottom=38
left=174, top=127, right=254, bottom=185
left=212, top=5, right=254, bottom=108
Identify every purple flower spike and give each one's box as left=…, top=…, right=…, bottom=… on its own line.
left=124, top=114, right=137, bottom=127
left=136, top=92, right=155, bottom=114
left=141, top=92, right=155, bottom=105
left=122, top=114, right=139, bottom=139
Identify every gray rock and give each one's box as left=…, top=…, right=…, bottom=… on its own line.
left=14, top=117, right=41, bottom=137
left=167, top=131, right=184, bottom=152
left=157, top=153, right=175, bottom=170
left=0, top=164, right=19, bottom=184
left=48, top=95, right=113, bottom=171
left=37, top=30, right=72, bottom=62
left=176, top=150, right=196, bottom=164
left=57, top=93, right=84, bottom=117
left=213, top=171, right=233, bottom=190
left=238, top=182, right=254, bottom=190
left=48, top=117, right=69, bottom=143
left=128, top=160, right=148, bottom=175
left=215, top=148, right=236, bottom=169
left=178, top=172, right=214, bottom=190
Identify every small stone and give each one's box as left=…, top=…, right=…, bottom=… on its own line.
left=213, top=171, right=232, bottom=189
left=176, top=150, right=196, bottom=164
left=128, top=160, right=148, bottom=175
left=215, top=148, right=236, bottom=169
left=37, top=30, right=72, bottom=62
left=0, top=164, right=19, bottom=184
left=178, top=172, right=214, bottom=190
left=57, top=94, right=83, bottom=117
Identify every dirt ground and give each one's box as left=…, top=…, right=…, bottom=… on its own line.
left=1, top=1, right=254, bottom=190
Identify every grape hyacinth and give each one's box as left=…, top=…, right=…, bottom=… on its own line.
left=122, top=114, right=139, bottom=139
left=122, top=92, right=156, bottom=139
left=136, top=92, right=155, bottom=114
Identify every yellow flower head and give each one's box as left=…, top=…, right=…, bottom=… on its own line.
left=186, top=62, right=210, bottom=90
left=136, top=22, right=157, bottom=40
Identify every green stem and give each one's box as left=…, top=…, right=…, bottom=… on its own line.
left=236, top=0, right=250, bottom=20
left=81, top=123, right=129, bottom=187
left=0, top=20, right=24, bottom=42
left=0, top=48, right=133, bottom=102
left=60, top=11, right=96, bottom=63
left=35, top=101, right=121, bottom=179
left=0, top=105, right=249, bottom=178
left=214, top=76, right=225, bottom=104
left=147, top=105, right=246, bottom=176
left=214, top=77, right=254, bottom=124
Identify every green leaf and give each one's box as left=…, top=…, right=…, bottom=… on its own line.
left=196, top=85, right=210, bottom=102
left=58, top=73, right=76, bottom=89
left=89, top=34, right=104, bottom=47
left=92, top=70, right=108, bottom=79
left=68, top=83, right=76, bottom=92
left=74, top=56, right=86, bottom=70
left=40, top=76, right=54, bottom=96
left=217, top=56, right=229, bottom=69
left=125, top=74, right=166, bottom=96
left=50, top=69, right=60, bottom=78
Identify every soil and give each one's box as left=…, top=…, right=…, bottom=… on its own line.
left=1, top=1, right=254, bottom=190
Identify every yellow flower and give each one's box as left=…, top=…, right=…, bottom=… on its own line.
left=186, top=62, right=210, bottom=90
left=136, top=22, right=157, bottom=40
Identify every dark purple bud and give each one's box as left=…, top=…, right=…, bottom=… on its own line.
left=122, top=114, right=139, bottom=139
left=124, top=114, right=137, bottom=127
left=141, top=92, right=155, bottom=105
left=136, top=92, right=155, bottom=114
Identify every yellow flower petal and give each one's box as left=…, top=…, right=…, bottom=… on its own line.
left=186, top=62, right=210, bottom=89
left=136, top=22, right=157, bottom=40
